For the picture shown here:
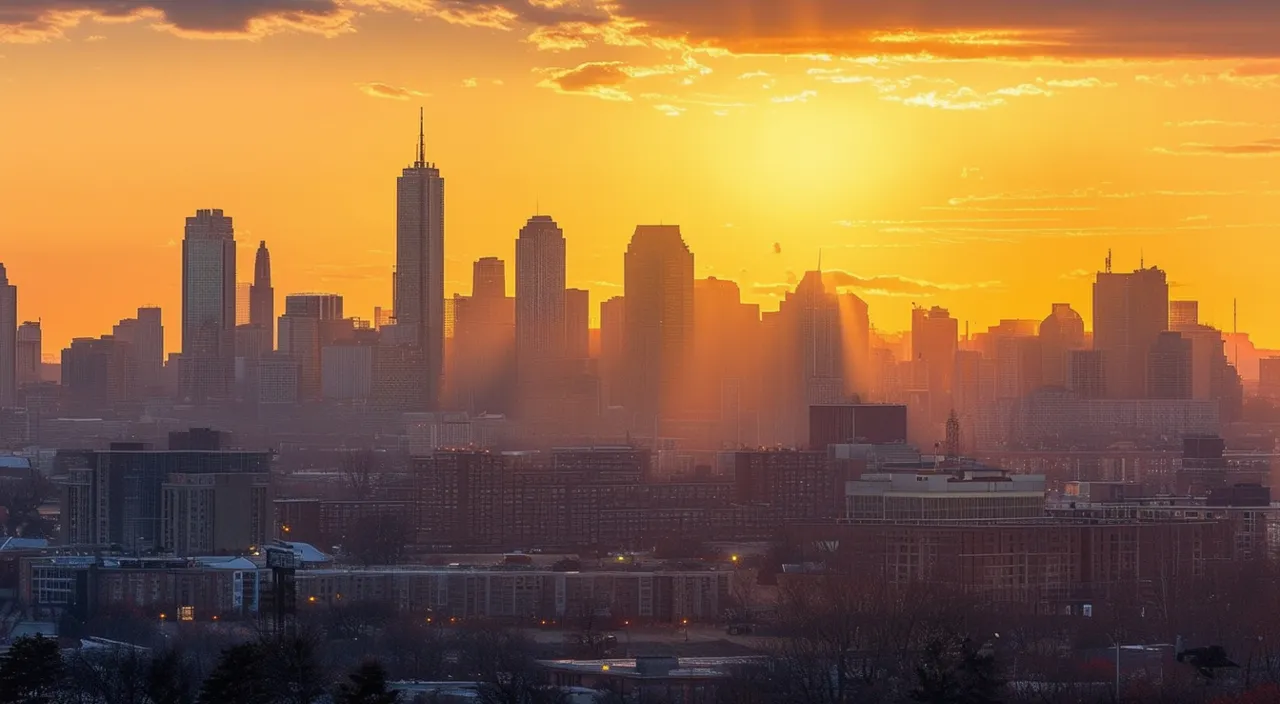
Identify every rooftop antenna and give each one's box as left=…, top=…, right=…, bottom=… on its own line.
left=1140, top=249, right=1144, bottom=270
left=1105, top=249, right=1112, bottom=274
left=416, top=107, right=425, bottom=167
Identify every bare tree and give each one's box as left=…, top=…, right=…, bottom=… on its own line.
left=339, top=449, right=384, bottom=501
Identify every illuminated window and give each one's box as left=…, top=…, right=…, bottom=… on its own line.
left=179, top=606, right=195, bottom=622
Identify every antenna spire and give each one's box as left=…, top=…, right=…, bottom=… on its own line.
left=416, top=107, right=425, bottom=167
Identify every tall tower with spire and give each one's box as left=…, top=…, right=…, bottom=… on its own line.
left=250, top=241, right=274, bottom=349
left=0, top=264, right=15, bottom=407
left=394, top=108, right=446, bottom=410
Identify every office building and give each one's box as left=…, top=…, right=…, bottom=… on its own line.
left=452, top=258, right=515, bottom=414
left=250, top=240, right=275, bottom=349
left=1066, top=349, right=1106, bottom=399
left=809, top=404, right=908, bottom=450
left=1039, top=303, right=1085, bottom=388
left=732, top=450, right=839, bottom=520
left=0, top=265, right=14, bottom=407
left=846, top=466, right=1046, bottom=521
left=113, top=307, right=164, bottom=394
left=1170, top=300, right=1199, bottom=330
left=59, top=429, right=271, bottom=551
left=472, top=256, right=506, bottom=301
left=516, top=214, right=567, bottom=370
left=181, top=209, right=237, bottom=402
left=235, top=282, right=251, bottom=326
left=394, top=110, right=446, bottom=410
left=16, top=321, right=41, bottom=388
left=278, top=293, right=348, bottom=400
left=321, top=337, right=376, bottom=402
left=161, top=472, right=271, bottom=557
left=565, top=288, right=590, bottom=360
left=61, top=336, right=136, bottom=408
left=1147, top=331, right=1193, bottom=400
left=766, top=272, right=848, bottom=445
left=1093, top=266, right=1168, bottom=398
left=624, top=226, right=694, bottom=429
left=600, top=296, right=626, bottom=407
left=911, top=305, right=958, bottom=421
left=1261, top=358, right=1280, bottom=399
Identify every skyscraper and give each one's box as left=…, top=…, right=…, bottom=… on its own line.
left=250, top=240, right=275, bottom=350
left=1093, top=266, right=1169, bottom=398
left=114, top=307, right=164, bottom=395
left=564, top=288, right=590, bottom=360
left=279, top=293, right=349, bottom=400
left=1170, top=300, right=1199, bottom=330
left=473, top=257, right=506, bottom=300
left=16, top=321, right=41, bottom=387
left=181, top=209, right=236, bottom=402
left=1039, top=303, right=1085, bottom=388
left=600, top=296, right=626, bottom=407
left=623, top=225, right=694, bottom=428
left=453, top=258, right=515, bottom=414
left=0, top=264, right=14, bottom=407
left=235, top=282, right=251, bottom=326
left=394, top=109, right=445, bottom=410
left=515, top=215, right=567, bottom=369
left=911, top=305, right=958, bottom=421
left=1147, top=331, right=1193, bottom=399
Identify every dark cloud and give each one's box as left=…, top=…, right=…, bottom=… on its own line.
left=0, top=0, right=349, bottom=40
left=537, top=61, right=633, bottom=100
left=604, top=0, right=1280, bottom=59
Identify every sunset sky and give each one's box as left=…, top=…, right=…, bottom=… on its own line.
left=3, top=1, right=1280, bottom=355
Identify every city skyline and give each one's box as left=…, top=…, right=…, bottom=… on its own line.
left=3, top=3, right=1280, bottom=354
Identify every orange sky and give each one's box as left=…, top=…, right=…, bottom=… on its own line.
left=2, top=1, right=1279, bottom=355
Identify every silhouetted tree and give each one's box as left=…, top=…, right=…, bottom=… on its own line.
left=261, top=632, right=327, bottom=704
left=334, top=661, right=399, bottom=704
left=0, top=474, right=54, bottom=538
left=147, top=648, right=198, bottom=704
left=910, top=635, right=1003, bottom=704
left=339, top=449, right=384, bottom=501
left=0, top=635, right=65, bottom=704
left=198, top=642, right=271, bottom=704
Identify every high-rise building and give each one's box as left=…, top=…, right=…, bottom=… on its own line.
left=564, top=288, right=589, bottom=360
left=1039, top=303, right=1085, bottom=388
left=0, top=264, right=14, bottom=407
left=61, top=335, right=136, bottom=408
left=1093, top=266, right=1169, bottom=398
left=911, top=305, right=958, bottom=421
left=515, top=215, right=567, bottom=370
left=114, top=307, right=164, bottom=395
left=771, top=272, right=849, bottom=445
left=235, top=282, right=251, bottom=326
left=623, top=226, right=694, bottom=428
left=1066, top=349, right=1106, bottom=399
left=394, top=110, right=445, bottom=410
left=452, top=258, right=516, bottom=415
left=693, top=277, right=763, bottom=445
left=250, top=240, right=275, bottom=350
left=279, top=293, right=349, bottom=400
left=600, top=296, right=626, bottom=407
left=1170, top=300, right=1199, bottom=330
left=59, top=429, right=270, bottom=552
left=16, top=321, right=41, bottom=388
left=473, top=256, right=505, bottom=300
left=181, top=209, right=236, bottom=402
left=1147, top=331, right=1193, bottom=400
